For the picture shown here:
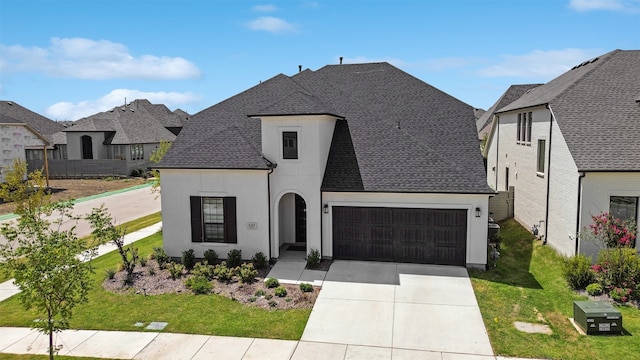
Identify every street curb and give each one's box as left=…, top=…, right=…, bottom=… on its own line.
left=0, top=182, right=154, bottom=222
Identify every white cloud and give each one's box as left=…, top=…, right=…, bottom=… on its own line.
left=569, top=0, right=640, bottom=11
left=301, top=1, right=319, bottom=8
left=45, top=89, right=202, bottom=121
left=0, top=37, right=202, bottom=80
left=477, top=48, right=603, bottom=78
left=246, top=17, right=296, bottom=34
left=252, top=4, right=276, bottom=12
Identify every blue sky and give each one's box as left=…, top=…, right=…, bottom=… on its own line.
left=1, top=0, right=639, bottom=121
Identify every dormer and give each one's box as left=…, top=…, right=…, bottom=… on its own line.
left=249, top=91, right=343, bottom=178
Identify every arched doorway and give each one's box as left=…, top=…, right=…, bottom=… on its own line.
left=81, top=135, right=93, bottom=159
left=277, top=193, right=307, bottom=251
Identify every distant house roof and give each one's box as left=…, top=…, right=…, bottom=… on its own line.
left=476, top=84, right=542, bottom=140
left=496, top=49, right=640, bottom=171
left=159, top=62, right=492, bottom=194
left=0, top=100, right=64, bottom=144
left=64, top=99, right=181, bottom=144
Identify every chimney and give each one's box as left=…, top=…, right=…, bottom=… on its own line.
left=298, top=65, right=302, bottom=72
left=340, top=57, right=343, bottom=64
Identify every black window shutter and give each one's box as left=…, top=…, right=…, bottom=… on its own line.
left=224, top=197, right=237, bottom=243
left=190, top=196, right=203, bottom=242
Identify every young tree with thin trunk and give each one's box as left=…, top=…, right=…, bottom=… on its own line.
left=0, top=160, right=102, bottom=360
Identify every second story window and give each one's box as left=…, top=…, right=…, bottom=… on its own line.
left=282, top=131, right=298, bottom=159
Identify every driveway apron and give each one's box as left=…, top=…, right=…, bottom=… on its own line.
left=301, top=261, right=494, bottom=357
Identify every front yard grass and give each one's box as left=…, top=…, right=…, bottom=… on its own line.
left=0, top=231, right=310, bottom=340
left=470, top=219, right=640, bottom=360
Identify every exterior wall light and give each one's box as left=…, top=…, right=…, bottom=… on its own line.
left=475, top=207, right=481, bottom=218
left=323, top=204, right=329, bottom=214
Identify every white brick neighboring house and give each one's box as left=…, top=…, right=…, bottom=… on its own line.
left=484, top=49, right=640, bottom=258
left=156, top=62, right=494, bottom=268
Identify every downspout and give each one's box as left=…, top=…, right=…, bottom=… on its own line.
left=575, top=172, right=586, bottom=254
left=494, top=115, right=500, bottom=189
left=543, top=104, right=556, bottom=245
left=262, top=155, right=277, bottom=261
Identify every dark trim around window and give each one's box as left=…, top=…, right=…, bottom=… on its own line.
left=282, top=131, right=298, bottom=159
left=190, top=196, right=237, bottom=243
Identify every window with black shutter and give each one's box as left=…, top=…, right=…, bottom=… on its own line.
left=190, top=196, right=237, bottom=243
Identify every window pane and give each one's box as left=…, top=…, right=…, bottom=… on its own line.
left=537, top=139, right=545, bottom=173
left=283, top=131, right=298, bottom=159
left=202, top=198, right=225, bottom=242
left=204, top=224, right=224, bottom=241
left=610, top=196, right=638, bottom=221
left=527, top=112, right=532, bottom=143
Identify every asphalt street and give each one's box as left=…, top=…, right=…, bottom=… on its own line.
left=0, top=186, right=161, bottom=247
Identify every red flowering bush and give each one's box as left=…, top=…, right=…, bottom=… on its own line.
left=593, top=248, right=640, bottom=301
left=589, top=212, right=636, bottom=248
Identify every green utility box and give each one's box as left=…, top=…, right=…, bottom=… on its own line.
left=573, top=301, right=622, bottom=335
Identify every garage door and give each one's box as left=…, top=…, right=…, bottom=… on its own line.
left=332, top=207, right=467, bottom=266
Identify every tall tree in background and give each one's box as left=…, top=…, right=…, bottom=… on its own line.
left=149, top=140, right=171, bottom=195
left=0, top=160, right=102, bottom=360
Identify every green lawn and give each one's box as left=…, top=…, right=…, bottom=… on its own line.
left=0, top=231, right=310, bottom=340
left=470, top=219, right=640, bottom=360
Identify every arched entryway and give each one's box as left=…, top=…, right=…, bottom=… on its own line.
left=277, top=193, right=307, bottom=251
left=81, top=135, right=93, bottom=159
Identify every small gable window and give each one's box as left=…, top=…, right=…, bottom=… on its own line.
left=283, top=131, right=298, bottom=159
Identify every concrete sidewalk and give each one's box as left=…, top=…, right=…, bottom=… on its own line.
left=0, top=326, right=546, bottom=360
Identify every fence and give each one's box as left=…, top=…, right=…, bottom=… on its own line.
left=489, top=186, right=514, bottom=222
left=28, top=159, right=141, bottom=178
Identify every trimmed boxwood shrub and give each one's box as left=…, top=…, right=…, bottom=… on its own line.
left=562, top=254, right=594, bottom=290
left=265, top=277, right=280, bottom=288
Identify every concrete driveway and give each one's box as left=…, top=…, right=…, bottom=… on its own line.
left=301, top=261, right=494, bottom=358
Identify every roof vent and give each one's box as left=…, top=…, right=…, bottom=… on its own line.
left=6, top=101, right=13, bottom=105
left=298, top=65, right=302, bottom=72
left=635, top=94, right=640, bottom=104
left=340, top=56, right=343, bottom=64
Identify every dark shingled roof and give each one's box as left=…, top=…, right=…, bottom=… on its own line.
left=497, top=49, right=640, bottom=171
left=159, top=63, right=493, bottom=193
left=0, top=100, right=65, bottom=143
left=64, top=99, right=179, bottom=144
left=476, top=84, right=542, bottom=140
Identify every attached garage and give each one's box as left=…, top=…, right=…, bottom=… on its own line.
left=332, top=207, right=467, bottom=266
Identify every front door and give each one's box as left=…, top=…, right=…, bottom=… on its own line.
left=295, top=194, right=307, bottom=243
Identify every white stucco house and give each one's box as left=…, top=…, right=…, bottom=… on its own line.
left=484, top=49, right=640, bottom=257
left=156, top=62, right=494, bottom=268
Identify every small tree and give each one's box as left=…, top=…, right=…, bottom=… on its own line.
left=86, top=206, right=138, bottom=285
left=0, top=161, right=100, bottom=360
left=149, top=140, right=172, bottom=195
left=587, top=212, right=636, bottom=249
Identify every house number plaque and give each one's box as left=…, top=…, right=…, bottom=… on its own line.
left=246, top=222, right=258, bottom=230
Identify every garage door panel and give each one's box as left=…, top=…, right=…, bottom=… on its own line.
left=333, top=207, right=467, bottom=265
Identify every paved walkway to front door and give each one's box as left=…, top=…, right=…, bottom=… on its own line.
left=301, top=260, right=495, bottom=357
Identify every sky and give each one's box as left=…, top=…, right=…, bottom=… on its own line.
left=0, top=0, right=639, bottom=121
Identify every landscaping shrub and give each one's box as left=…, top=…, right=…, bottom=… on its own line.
left=248, top=296, right=257, bottom=302
left=252, top=252, right=268, bottom=269
left=306, top=248, right=321, bottom=269
left=138, top=256, right=147, bottom=267
left=214, top=262, right=234, bottom=282
left=586, top=283, right=603, bottom=296
left=181, top=249, right=196, bottom=270
left=116, top=262, right=125, bottom=272
left=147, top=266, right=156, bottom=276
left=593, top=248, right=640, bottom=291
left=238, top=263, right=258, bottom=284
left=562, top=254, right=595, bottom=289
left=299, top=283, right=313, bottom=293
left=265, top=294, right=273, bottom=300
left=191, top=262, right=215, bottom=280
left=153, top=247, right=170, bottom=269
left=609, top=287, right=632, bottom=303
left=589, top=212, right=636, bottom=248
left=227, top=249, right=242, bottom=268
left=265, top=277, right=280, bottom=288
left=168, top=263, right=185, bottom=280
left=105, top=268, right=117, bottom=280
left=204, top=249, right=218, bottom=265
left=274, top=286, right=287, bottom=297
left=254, top=289, right=266, bottom=297
left=184, top=276, right=213, bottom=295
left=268, top=300, right=277, bottom=307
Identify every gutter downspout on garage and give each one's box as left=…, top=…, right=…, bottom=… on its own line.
left=575, top=172, right=586, bottom=254
left=543, top=104, right=556, bottom=245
